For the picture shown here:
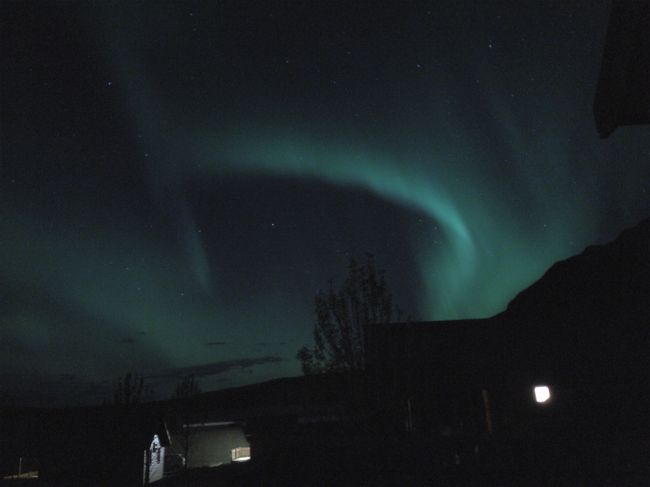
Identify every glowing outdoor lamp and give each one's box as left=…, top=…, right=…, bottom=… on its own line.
left=533, top=385, right=551, bottom=403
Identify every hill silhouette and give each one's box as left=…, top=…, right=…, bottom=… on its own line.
left=506, top=217, right=650, bottom=319
left=496, top=217, right=650, bottom=388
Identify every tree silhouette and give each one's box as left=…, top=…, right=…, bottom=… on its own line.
left=112, top=372, right=145, bottom=405
left=297, top=254, right=398, bottom=374
left=172, top=374, right=201, bottom=400
left=171, top=374, right=201, bottom=474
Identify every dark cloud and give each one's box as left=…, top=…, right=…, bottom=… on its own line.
left=149, top=356, right=284, bottom=380
left=205, top=341, right=227, bottom=346
left=57, top=373, right=77, bottom=381
left=0, top=276, right=171, bottom=406
left=0, top=371, right=112, bottom=407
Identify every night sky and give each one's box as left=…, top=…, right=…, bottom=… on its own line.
left=2, top=1, right=649, bottom=406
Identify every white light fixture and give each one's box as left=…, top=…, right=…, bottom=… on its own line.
left=534, top=385, right=551, bottom=403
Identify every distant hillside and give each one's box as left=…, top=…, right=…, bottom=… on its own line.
left=498, top=217, right=650, bottom=385
left=505, top=218, right=650, bottom=318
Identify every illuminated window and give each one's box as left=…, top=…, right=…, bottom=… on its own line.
left=534, top=385, right=551, bottom=403
left=231, top=447, right=251, bottom=462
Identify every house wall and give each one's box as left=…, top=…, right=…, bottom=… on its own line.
left=170, top=425, right=249, bottom=469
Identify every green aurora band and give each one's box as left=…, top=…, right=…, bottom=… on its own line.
left=102, top=4, right=609, bottom=321
left=190, top=126, right=592, bottom=319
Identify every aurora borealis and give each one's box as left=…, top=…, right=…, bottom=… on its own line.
left=2, top=1, right=649, bottom=406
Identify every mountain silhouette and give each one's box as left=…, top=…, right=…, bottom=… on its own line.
left=497, top=217, right=650, bottom=387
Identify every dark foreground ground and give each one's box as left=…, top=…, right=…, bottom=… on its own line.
left=3, top=425, right=647, bottom=487
left=2, top=462, right=647, bottom=487
left=158, top=465, right=648, bottom=487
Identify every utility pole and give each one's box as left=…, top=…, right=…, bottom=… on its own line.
left=481, top=389, right=493, bottom=435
